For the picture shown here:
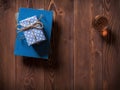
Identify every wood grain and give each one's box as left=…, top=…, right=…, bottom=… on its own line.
left=15, top=0, right=45, bottom=90
left=0, top=0, right=16, bottom=89
left=44, top=0, right=74, bottom=90
left=0, top=0, right=120, bottom=90
left=91, top=0, right=103, bottom=89
left=74, top=0, right=92, bottom=90
left=102, top=0, right=120, bottom=90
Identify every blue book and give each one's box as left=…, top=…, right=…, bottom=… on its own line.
left=14, top=8, right=53, bottom=59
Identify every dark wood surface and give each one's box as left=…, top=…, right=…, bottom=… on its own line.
left=0, top=0, right=120, bottom=90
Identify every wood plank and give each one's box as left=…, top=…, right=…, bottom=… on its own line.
left=0, top=0, right=16, bottom=89
left=102, top=0, right=120, bottom=90
left=90, top=0, right=103, bottom=90
left=74, top=0, right=103, bottom=89
left=74, top=0, right=92, bottom=90
left=15, top=0, right=45, bottom=90
left=44, top=0, right=74, bottom=90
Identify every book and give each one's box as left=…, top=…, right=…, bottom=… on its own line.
left=14, top=8, right=53, bottom=59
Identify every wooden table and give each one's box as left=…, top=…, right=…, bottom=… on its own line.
left=0, top=0, right=120, bottom=90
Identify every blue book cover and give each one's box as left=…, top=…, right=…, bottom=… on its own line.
left=14, top=8, right=53, bottom=59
